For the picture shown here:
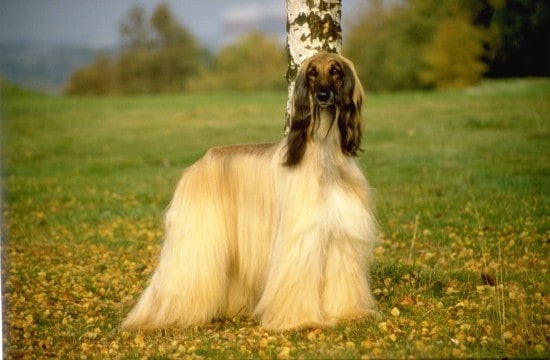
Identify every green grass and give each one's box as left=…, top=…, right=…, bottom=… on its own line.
left=2, top=78, right=549, bottom=358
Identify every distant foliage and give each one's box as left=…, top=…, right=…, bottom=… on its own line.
left=65, top=4, right=201, bottom=95
left=345, top=0, right=549, bottom=91
left=345, top=0, right=488, bottom=91
left=65, top=4, right=287, bottom=95
left=189, top=33, right=287, bottom=92
left=419, top=6, right=489, bottom=89
left=64, top=55, right=115, bottom=95
left=65, top=0, right=548, bottom=94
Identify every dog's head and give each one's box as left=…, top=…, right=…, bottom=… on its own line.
left=285, top=52, right=364, bottom=166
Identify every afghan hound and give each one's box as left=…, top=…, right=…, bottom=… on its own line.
left=122, top=52, right=377, bottom=332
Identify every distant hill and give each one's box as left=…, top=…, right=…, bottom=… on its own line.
left=0, top=42, right=117, bottom=94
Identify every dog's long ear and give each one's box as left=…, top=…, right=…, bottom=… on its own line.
left=338, top=59, right=364, bottom=157
left=284, top=60, right=312, bottom=166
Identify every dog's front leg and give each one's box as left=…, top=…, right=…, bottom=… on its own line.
left=254, top=222, right=331, bottom=331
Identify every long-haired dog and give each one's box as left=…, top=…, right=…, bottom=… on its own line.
left=122, top=52, right=377, bottom=331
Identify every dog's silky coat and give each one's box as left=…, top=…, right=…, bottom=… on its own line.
left=122, top=52, right=377, bottom=331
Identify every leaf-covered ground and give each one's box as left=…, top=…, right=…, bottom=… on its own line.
left=2, top=79, right=549, bottom=358
left=3, top=215, right=548, bottom=358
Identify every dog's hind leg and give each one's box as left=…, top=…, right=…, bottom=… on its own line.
left=122, top=163, right=231, bottom=330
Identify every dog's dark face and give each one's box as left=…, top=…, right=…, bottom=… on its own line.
left=305, top=56, right=345, bottom=107
left=284, top=52, right=365, bottom=167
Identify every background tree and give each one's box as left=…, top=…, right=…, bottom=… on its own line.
left=346, top=0, right=496, bottom=90
left=119, top=5, right=151, bottom=50
left=345, top=0, right=452, bottom=91
left=65, top=54, right=115, bottom=95
left=345, top=0, right=410, bottom=91
left=148, top=4, right=201, bottom=92
left=419, top=3, right=489, bottom=89
left=65, top=4, right=201, bottom=95
left=209, top=33, right=286, bottom=92
left=116, top=48, right=154, bottom=94
left=345, top=0, right=549, bottom=91
left=115, top=4, right=154, bottom=94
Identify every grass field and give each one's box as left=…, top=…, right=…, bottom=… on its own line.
left=1, top=78, right=549, bottom=358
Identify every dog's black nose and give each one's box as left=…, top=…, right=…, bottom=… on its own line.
left=315, top=89, right=333, bottom=105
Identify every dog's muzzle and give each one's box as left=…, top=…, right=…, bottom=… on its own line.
left=315, top=88, right=335, bottom=106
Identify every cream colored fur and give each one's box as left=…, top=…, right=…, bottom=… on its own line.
left=122, top=53, right=377, bottom=332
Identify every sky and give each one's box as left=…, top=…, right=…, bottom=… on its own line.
left=0, top=0, right=365, bottom=49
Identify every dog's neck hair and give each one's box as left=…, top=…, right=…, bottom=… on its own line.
left=308, top=106, right=348, bottom=175
left=284, top=103, right=350, bottom=168
left=311, top=106, right=339, bottom=147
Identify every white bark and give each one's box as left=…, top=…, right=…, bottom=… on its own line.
left=285, top=0, right=342, bottom=133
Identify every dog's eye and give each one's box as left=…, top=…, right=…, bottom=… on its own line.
left=330, top=66, right=342, bottom=77
left=307, top=67, right=318, bottom=77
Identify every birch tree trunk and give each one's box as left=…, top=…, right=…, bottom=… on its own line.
left=285, top=0, right=342, bottom=133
